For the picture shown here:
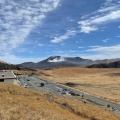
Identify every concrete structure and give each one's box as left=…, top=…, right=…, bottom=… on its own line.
left=0, top=71, right=18, bottom=84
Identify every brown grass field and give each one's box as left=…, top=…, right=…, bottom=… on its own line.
left=0, top=83, right=120, bottom=120
left=17, top=68, right=120, bottom=104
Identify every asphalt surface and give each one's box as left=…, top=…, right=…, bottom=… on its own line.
left=17, top=75, right=63, bottom=98
left=17, top=75, right=120, bottom=115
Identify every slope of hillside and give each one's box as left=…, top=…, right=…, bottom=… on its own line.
left=0, top=61, right=34, bottom=70
left=87, top=61, right=120, bottom=68
left=0, top=83, right=120, bottom=120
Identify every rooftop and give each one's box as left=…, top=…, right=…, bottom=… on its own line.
left=0, top=71, right=16, bottom=79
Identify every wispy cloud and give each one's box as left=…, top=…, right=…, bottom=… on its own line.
left=0, top=0, right=61, bottom=54
left=80, top=44, right=120, bottom=60
left=87, top=44, right=120, bottom=52
left=81, top=53, right=120, bottom=60
left=78, top=0, right=120, bottom=33
left=51, top=0, right=120, bottom=43
left=51, top=30, right=77, bottom=43
left=78, top=47, right=84, bottom=49
left=102, top=38, right=110, bottom=43
left=37, top=44, right=45, bottom=47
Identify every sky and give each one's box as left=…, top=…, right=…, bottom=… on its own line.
left=0, top=0, right=120, bottom=64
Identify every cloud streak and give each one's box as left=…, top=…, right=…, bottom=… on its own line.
left=51, top=30, right=77, bottom=43
left=87, top=44, right=120, bottom=53
left=78, top=0, right=120, bottom=33
left=51, top=0, right=120, bottom=43
left=80, top=44, right=120, bottom=60
left=0, top=0, right=61, bottom=53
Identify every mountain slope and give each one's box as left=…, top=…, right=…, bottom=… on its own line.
left=87, top=61, right=120, bottom=68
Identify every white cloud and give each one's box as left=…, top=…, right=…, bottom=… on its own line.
left=0, top=0, right=61, bottom=54
left=51, top=1, right=120, bottom=43
left=81, top=53, right=120, bottom=60
left=87, top=44, right=120, bottom=52
left=51, top=30, right=77, bottom=43
left=80, top=44, right=120, bottom=60
left=80, top=26, right=97, bottom=33
left=78, top=1, right=120, bottom=33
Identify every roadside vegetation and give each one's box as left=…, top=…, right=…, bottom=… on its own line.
left=0, top=83, right=120, bottom=120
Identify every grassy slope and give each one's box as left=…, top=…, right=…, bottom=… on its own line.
left=0, top=83, right=120, bottom=120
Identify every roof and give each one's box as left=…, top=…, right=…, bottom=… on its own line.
left=0, top=71, right=16, bottom=79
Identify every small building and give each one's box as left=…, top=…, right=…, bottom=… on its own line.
left=0, top=71, right=18, bottom=84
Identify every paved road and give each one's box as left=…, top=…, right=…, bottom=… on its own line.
left=17, top=75, right=120, bottom=115
left=17, top=75, right=63, bottom=98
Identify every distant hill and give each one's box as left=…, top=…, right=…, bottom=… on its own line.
left=0, top=61, right=33, bottom=70
left=87, top=61, right=120, bottom=68
left=19, top=56, right=120, bottom=69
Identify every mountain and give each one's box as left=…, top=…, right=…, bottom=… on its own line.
left=19, top=56, right=94, bottom=69
left=19, top=56, right=120, bottom=69
left=87, top=61, right=120, bottom=68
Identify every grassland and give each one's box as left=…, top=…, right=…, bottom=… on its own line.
left=0, top=83, right=120, bottom=120
left=27, top=68, right=120, bottom=104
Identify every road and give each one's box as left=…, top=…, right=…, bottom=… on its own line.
left=17, top=75, right=120, bottom=115
left=17, top=75, right=63, bottom=98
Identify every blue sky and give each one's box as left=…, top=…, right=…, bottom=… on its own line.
left=0, top=0, right=120, bottom=64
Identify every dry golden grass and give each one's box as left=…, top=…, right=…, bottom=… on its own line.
left=33, top=68, right=120, bottom=104
left=13, top=70, right=36, bottom=76
left=0, top=83, right=82, bottom=120
left=0, top=83, right=120, bottom=120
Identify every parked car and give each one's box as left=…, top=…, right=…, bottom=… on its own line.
left=40, top=83, right=44, bottom=87
left=68, top=91, right=76, bottom=96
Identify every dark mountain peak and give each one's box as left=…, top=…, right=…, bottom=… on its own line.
left=46, top=56, right=62, bottom=60
left=74, top=56, right=83, bottom=59
left=46, top=56, right=65, bottom=63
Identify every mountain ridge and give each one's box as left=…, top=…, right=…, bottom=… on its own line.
left=18, top=56, right=120, bottom=69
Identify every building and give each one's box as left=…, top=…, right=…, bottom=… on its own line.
left=0, top=71, right=18, bottom=84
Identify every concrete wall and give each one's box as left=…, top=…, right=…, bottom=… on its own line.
left=4, top=79, right=17, bottom=84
